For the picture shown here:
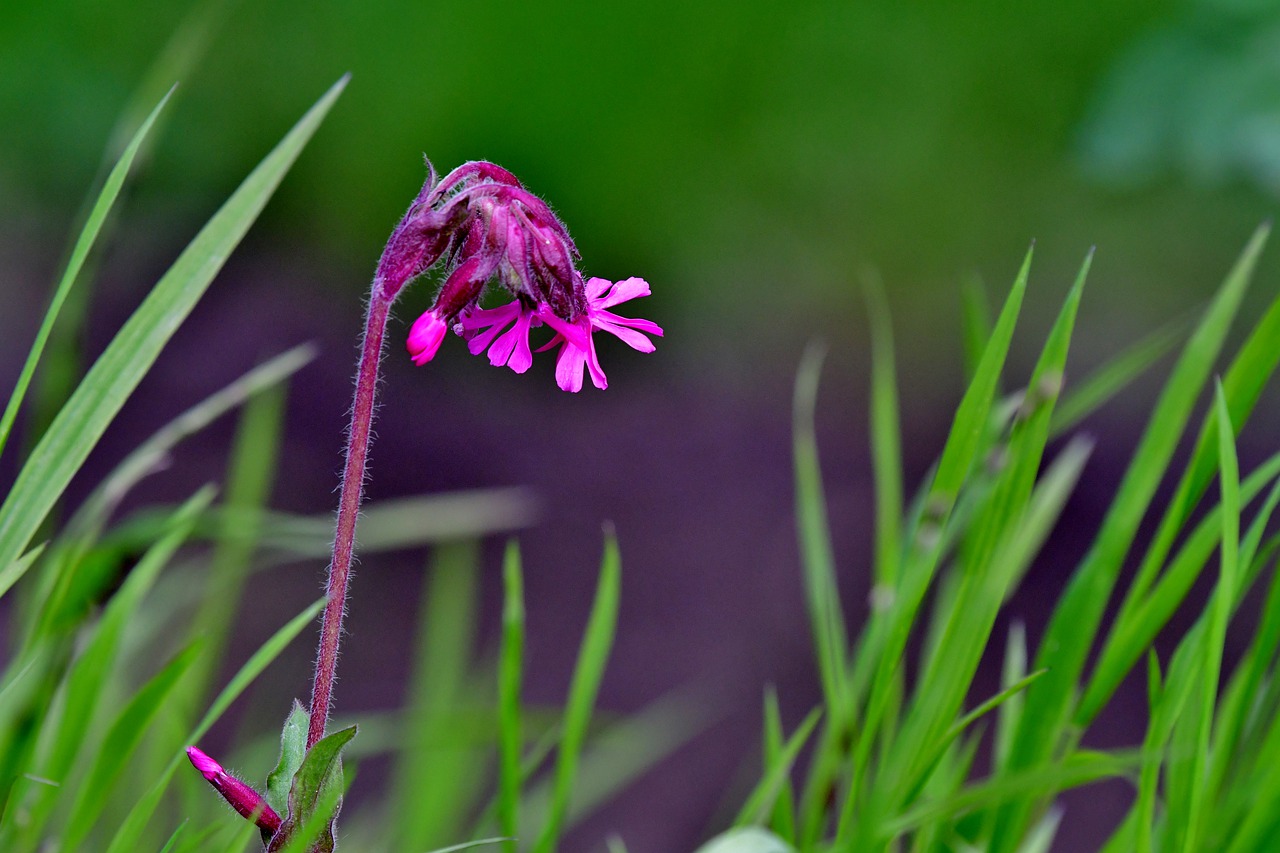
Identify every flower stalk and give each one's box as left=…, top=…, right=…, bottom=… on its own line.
left=307, top=285, right=392, bottom=748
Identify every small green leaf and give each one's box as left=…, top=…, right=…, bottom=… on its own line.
left=272, top=725, right=357, bottom=853
left=266, top=701, right=309, bottom=818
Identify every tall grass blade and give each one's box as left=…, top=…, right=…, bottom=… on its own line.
left=0, top=89, right=173, bottom=461
left=864, top=275, right=903, bottom=587
left=531, top=534, right=620, bottom=853
left=60, top=641, right=203, bottom=850
left=498, top=541, right=525, bottom=853
left=991, top=224, right=1268, bottom=851
left=793, top=343, right=849, bottom=714
left=0, top=74, right=347, bottom=576
left=389, top=543, right=481, bottom=850
left=1049, top=320, right=1182, bottom=438
left=103, top=597, right=325, bottom=853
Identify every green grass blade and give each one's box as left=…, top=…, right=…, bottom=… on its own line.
left=1078, top=448, right=1280, bottom=725
left=991, top=224, right=1268, bottom=851
left=864, top=275, right=903, bottom=587
left=0, top=74, right=347, bottom=576
left=792, top=343, right=850, bottom=714
left=0, top=89, right=173, bottom=461
left=0, top=488, right=212, bottom=844
left=531, top=534, right=621, bottom=853
left=733, top=707, right=822, bottom=829
left=1211, top=539, right=1280, bottom=801
left=882, top=751, right=1132, bottom=838
left=1177, top=383, right=1240, bottom=851
left=930, top=246, right=1031, bottom=502
left=1049, top=319, right=1183, bottom=438
left=835, top=247, right=1031, bottom=844
left=390, top=543, right=481, bottom=850
left=182, top=362, right=293, bottom=693
left=0, top=546, right=46, bottom=612
left=960, top=273, right=993, bottom=384
left=425, top=839, right=511, bottom=853
left=513, top=690, right=709, bottom=844
left=33, top=0, right=229, bottom=425
left=761, top=690, right=798, bottom=841
left=61, top=641, right=203, bottom=849
left=994, top=622, right=1028, bottom=774
left=498, top=541, right=525, bottom=853
left=103, top=597, right=325, bottom=853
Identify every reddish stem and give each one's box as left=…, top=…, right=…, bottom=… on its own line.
left=308, top=286, right=393, bottom=748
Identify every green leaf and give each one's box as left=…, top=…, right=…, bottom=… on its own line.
left=864, top=274, right=903, bottom=588
left=1, top=488, right=212, bottom=844
left=272, top=725, right=357, bottom=853
left=1049, top=318, right=1183, bottom=437
left=424, top=839, right=512, bottom=853
left=0, top=89, right=173, bottom=460
left=389, top=543, right=481, bottom=849
left=498, top=541, right=525, bottom=853
left=61, top=641, right=203, bottom=850
left=0, top=72, right=347, bottom=581
left=733, top=705, right=821, bottom=829
left=104, top=597, right=325, bottom=853
left=531, top=534, right=621, bottom=853
left=991, top=224, right=1268, bottom=852
left=266, top=701, right=309, bottom=820
left=792, top=343, right=850, bottom=715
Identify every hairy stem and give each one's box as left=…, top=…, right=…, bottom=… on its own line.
left=308, top=285, right=393, bottom=748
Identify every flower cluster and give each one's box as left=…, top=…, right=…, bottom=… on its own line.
left=381, top=160, right=661, bottom=391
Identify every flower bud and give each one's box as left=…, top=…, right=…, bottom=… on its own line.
left=186, top=746, right=282, bottom=834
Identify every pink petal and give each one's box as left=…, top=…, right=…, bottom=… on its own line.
left=460, top=301, right=522, bottom=355
left=594, top=310, right=663, bottom=352
left=598, top=276, right=651, bottom=309
left=555, top=343, right=586, bottom=392
left=584, top=276, right=612, bottom=300
left=488, top=309, right=535, bottom=373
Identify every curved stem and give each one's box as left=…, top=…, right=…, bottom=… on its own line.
left=308, top=285, right=393, bottom=748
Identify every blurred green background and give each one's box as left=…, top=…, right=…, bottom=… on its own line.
left=6, top=0, right=1280, bottom=378
left=5, top=0, right=1280, bottom=849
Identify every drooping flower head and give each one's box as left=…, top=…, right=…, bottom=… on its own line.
left=376, top=159, right=660, bottom=389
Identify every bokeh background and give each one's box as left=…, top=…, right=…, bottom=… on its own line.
left=5, top=0, right=1280, bottom=849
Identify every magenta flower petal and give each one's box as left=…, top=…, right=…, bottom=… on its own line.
left=596, top=276, right=652, bottom=308
left=554, top=342, right=587, bottom=392
left=460, top=301, right=522, bottom=356
left=460, top=301, right=539, bottom=373
left=594, top=310, right=663, bottom=352
left=488, top=308, right=537, bottom=373
left=407, top=311, right=449, bottom=365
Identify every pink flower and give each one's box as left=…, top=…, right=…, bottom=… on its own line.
left=538, top=277, right=663, bottom=392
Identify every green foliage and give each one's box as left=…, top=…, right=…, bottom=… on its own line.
left=703, top=225, right=1280, bottom=852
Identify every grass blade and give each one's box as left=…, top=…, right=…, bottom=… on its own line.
left=498, top=541, right=525, bottom=853
left=793, top=344, right=849, bottom=715
left=864, top=275, right=903, bottom=588
left=103, top=596, right=325, bottom=853
left=0, top=89, right=173, bottom=460
left=991, top=224, right=1268, bottom=851
left=0, top=73, right=347, bottom=577
left=61, top=641, right=203, bottom=849
left=531, top=534, right=621, bottom=853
